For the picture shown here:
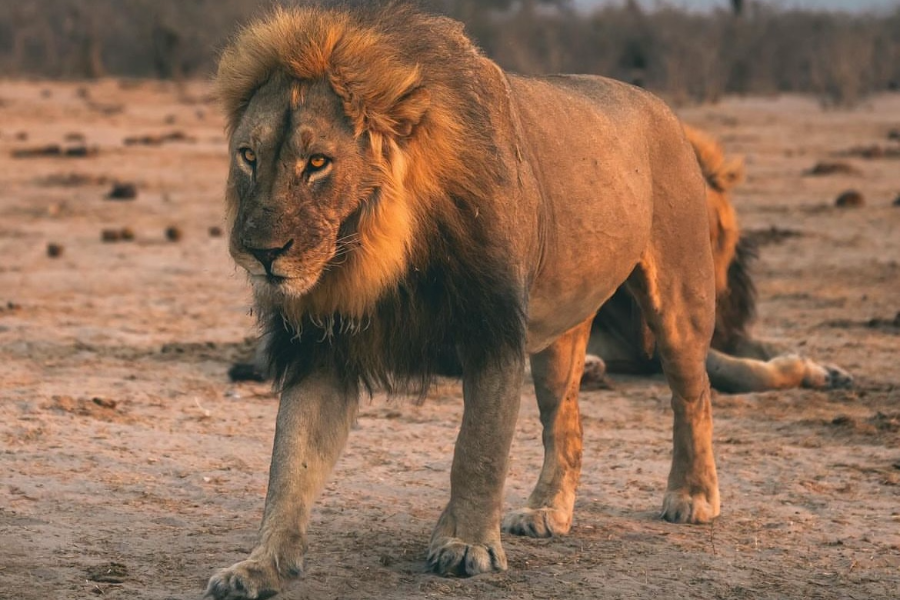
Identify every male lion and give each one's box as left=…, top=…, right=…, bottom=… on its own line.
left=208, top=5, right=719, bottom=598
left=585, top=125, right=853, bottom=393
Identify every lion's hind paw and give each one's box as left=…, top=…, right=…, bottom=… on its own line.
left=426, top=538, right=507, bottom=577
left=502, top=507, right=571, bottom=538
left=803, top=360, right=853, bottom=390
left=660, top=490, right=719, bottom=524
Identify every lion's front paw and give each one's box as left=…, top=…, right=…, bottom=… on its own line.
left=502, top=507, right=571, bottom=538
left=205, top=557, right=295, bottom=600
left=803, top=361, right=853, bottom=390
left=427, top=537, right=507, bottom=577
left=660, top=489, right=720, bottom=524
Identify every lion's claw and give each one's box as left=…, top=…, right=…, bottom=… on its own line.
left=427, top=538, right=507, bottom=577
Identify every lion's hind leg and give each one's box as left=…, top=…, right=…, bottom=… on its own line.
left=628, top=246, right=720, bottom=524
left=503, top=318, right=591, bottom=538
left=707, top=346, right=853, bottom=393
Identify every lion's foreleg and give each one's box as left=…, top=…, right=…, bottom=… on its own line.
left=427, top=350, right=524, bottom=577
left=503, top=318, right=591, bottom=538
left=206, top=373, right=358, bottom=600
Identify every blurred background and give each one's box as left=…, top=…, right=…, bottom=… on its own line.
left=1, top=0, right=899, bottom=107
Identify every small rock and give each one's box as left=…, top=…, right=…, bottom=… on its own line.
left=165, top=226, right=182, bottom=242
left=835, top=190, right=864, bottom=208
left=46, top=243, right=64, bottom=258
left=892, top=194, right=900, bottom=207
left=106, top=182, right=138, bottom=200
left=208, top=226, right=223, bottom=237
left=101, top=227, right=135, bottom=243
left=805, top=161, right=859, bottom=176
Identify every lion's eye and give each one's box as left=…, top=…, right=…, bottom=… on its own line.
left=307, top=155, right=329, bottom=171
left=239, top=148, right=256, bottom=165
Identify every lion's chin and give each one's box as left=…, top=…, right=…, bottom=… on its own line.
left=250, top=273, right=320, bottom=299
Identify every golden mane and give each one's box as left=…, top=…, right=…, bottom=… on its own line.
left=683, top=124, right=744, bottom=193
left=216, top=4, right=504, bottom=318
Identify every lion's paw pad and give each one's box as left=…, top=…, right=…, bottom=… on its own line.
left=502, top=507, right=571, bottom=538
left=427, top=538, right=507, bottom=577
left=660, top=490, right=719, bottom=524
left=803, top=360, right=853, bottom=390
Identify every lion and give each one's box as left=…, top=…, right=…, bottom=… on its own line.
left=583, top=125, right=853, bottom=393
left=228, top=125, right=853, bottom=394
left=207, top=5, right=721, bottom=598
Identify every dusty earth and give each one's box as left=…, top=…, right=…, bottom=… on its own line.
left=1, top=79, right=898, bottom=600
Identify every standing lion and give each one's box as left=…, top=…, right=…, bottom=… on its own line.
left=208, top=5, right=721, bottom=598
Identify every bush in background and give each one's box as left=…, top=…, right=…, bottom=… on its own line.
left=1, top=0, right=898, bottom=106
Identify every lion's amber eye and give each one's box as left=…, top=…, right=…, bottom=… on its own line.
left=308, top=155, right=329, bottom=170
left=239, top=148, right=256, bottom=165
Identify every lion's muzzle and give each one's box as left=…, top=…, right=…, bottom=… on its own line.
left=244, top=238, right=295, bottom=277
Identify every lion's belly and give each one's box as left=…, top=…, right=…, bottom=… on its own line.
left=525, top=213, right=650, bottom=354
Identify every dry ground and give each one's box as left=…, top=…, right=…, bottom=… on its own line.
left=1, top=80, right=898, bottom=599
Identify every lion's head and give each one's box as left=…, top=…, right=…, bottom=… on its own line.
left=216, top=6, right=492, bottom=320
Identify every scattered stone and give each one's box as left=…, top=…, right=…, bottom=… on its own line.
left=92, top=397, right=118, bottom=409
left=165, top=226, right=182, bottom=242
left=106, top=182, right=138, bottom=200
left=208, top=226, right=223, bottom=238
left=64, top=132, right=86, bottom=143
left=63, top=145, right=98, bottom=158
left=123, top=131, right=194, bottom=146
left=36, top=173, right=109, bottom=187
left=889, top=128, right=900, bottom=142
left=745, top=226, right=804, bottom=246
left=804, top=161, right=859, bottom=176
left=46, top=243, right=64, bottom=258
left=86, top=562, right=128, bottom=584
left=835, top=190, right=865, bottom=208
left=14, top=131, right=28, bottom=141
left=12, top=144, right=62, bottom=158
left=893, top=194, right=900, bottom=207
left=840, top=144, right=900, bottom=159
left=2, top=301, right=22, bottom=311
left=101, top=227, right=135, bottom=243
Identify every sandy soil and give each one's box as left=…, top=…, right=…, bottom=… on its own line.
left=1, top=79, right=898, bottom=599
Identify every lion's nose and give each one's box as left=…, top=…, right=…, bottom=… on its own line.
left=245, top=239, right=294, bottom=274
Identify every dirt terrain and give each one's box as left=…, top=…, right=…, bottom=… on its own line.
left=1, top=79, right=898, bottom=599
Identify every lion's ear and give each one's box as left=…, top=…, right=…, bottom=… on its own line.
left=391, top=86, right=430, bottom=139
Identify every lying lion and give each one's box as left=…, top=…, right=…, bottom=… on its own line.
left=207, top=5, right=763, bottom=598
left=583, top=125, right=853, bottom=393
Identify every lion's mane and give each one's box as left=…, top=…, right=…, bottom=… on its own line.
left=216, top=4, right=527, bottom=394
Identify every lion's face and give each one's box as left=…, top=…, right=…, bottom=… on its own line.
left=227, top=77, right=379, bottom=299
